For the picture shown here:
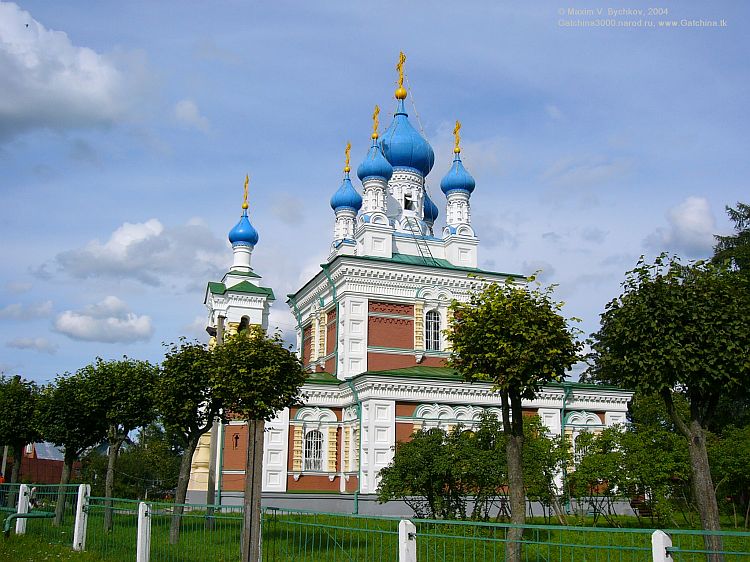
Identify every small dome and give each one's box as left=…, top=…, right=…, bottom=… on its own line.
left=423, top=190, right=439, bottom=224
left=228, top=211, right=259, bottom=246
left=357, top=139, right=393, bottom=182
left=330, top=172, right=363, bottom=212
left=380, top=99, right=435, bottom=176
left=440, top=153, right=475, bottom=195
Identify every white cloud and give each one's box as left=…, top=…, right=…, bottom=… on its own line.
left=54, top=296, right=153, bottom=343
left=174, top=99, right=209, bottom=132
left=7, top=337, right=58, bottom=354
left=644, top=197, right=715, bottom=258
left=54, top=218, right=227, bottom=286
left=0, top=2, right=140, bottom=140
left=521, top=260, right=555, bottom=282
left=181, top=315, right=209, bottom=341
left=0, top=300, right=52, bottom=320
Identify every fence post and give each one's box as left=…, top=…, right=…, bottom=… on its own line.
left=651, top=530, right=673, bottom=562
left=15, top=484, right=29, bottom=535
left=399, top=519, right=417, bottom=562
left=72, top=484, right=90, bottom=551
left=136, top=502, right=151, bottom=562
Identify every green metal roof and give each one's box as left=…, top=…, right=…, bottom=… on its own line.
left=304, top=371, right=340, bottom=385
left=348, top=253, right=525, bottom=278
left=356, top=366, right=463, bottom=382
left=207, top=280, right=275, bottom=300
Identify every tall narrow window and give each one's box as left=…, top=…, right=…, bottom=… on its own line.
left=425, top=310, right=441, bottom=351
left=304, top=430, right=323, bottom=471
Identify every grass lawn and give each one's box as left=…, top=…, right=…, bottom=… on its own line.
left=2, top=508, right=749, bottom=561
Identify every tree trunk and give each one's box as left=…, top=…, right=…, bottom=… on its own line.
left=53, top=452, right=74, bottom=526
left=7, top=442, right=22, bottom=508
left=662, top=391, right=723, bottom=561
left=686, top=420, right=723, bottom=561
left=241, top=420, right=265, bottom=562
left=169, top=435, right=201, bottom=545
left=502, top=392, right=525, bottom=562
left=104, top=433, right=124, bottom=532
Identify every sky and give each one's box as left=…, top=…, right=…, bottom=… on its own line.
left=0, top=1, right=747, bottom=384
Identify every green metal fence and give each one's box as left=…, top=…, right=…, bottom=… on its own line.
left=86, top=496, right=140, bottom=562
left=665, top=528, right=750, bottom=561
left=148, top=501, right=244, bottom=562
left=0, top=483, right=79, bottom=546
left=262, top=507, right=401, bottom=562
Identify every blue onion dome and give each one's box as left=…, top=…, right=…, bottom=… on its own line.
left=423, top=190, right=439, bottom=224
left=330, top=171, right=363, bottom=212
left=440, top=152, right=476, bottom=195
left=357, top=138, right=393, bottom=182
left=228, top=210, right=259, bottom=246
left=380, top=99, right=435, bottom=176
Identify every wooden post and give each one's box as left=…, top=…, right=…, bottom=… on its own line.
left=241, top=419, right=265, bottom=562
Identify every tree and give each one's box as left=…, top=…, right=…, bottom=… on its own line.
left=83, top=358, right=158, bottom=531
left=713, top=202, right=750, bottom=273
left=710, top=425, right=750, bottom=529
left=212, top=326, right=305, bottom=562
left=156, top=339, right=222, bottom=544
left=0, top=376, right=40, bottom=495
left=447, top=280, right=581, bottom=562
left=587, top=255, right=750, bottom=559
left=37, top=371, right=108, bottom=525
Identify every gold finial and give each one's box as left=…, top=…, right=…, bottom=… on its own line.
left=344, top=142, right=351, bottom=173
left=372, top=105, right=380, bottom=139
left=395, top=51, right=407, bottom=100
left=242, top=174, right=249, bottom=209
left=453, top=120, right=462, bottom=154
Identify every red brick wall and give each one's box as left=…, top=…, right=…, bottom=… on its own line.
left=369, top=302, right=414, bottom=315
left=326, top=309, right=336, bottom=356
left=223, top=424, right=248, bottom=471
left=368, top=317, right=413, bottom=348
left=344, top=475, right=359, bottom=493
left=367, top=352, right=445, bottom=371
left=395, top=402, right=417, bottom=417
left=287, top=474, right=340, bottom=492
left=395, top=422, right=415, bottom=443
left=302, top=325, right=312, bottom=365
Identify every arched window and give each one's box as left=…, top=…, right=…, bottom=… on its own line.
left=304, top=430, right=323, bottom=471
left=425, top=310, right=441, bottom=351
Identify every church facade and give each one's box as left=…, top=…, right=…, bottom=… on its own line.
left=186, top=56, right=632, bottom=511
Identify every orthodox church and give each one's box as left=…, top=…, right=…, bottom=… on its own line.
left=186, top=55, right=632, bottom=512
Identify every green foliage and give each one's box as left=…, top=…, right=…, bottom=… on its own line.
left=588, top=255, right=750, bottom=424
left=212, top=326, right=305, bottom=421
left=82, top=357, right=158, bottom=442
left=157, top=339, right=220, bottom=443
left=37, top=371, right=108, bottom=462
left=447, top=280, right=582, bottom=399
left=0, top=375, right=40, bottom=480
left=713, top=202, right=750, bottom=273
left=81, top=424, right=181, bottom=499
left=377, top=415, right=567, bottom=521
left=709, top=425, right=750, bottom=527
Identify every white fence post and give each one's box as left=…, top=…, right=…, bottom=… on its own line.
left=136, top=502, right=151, bottom=562
left=651, top=529, right=673, bottom=562
left=15, top=484, right=29, bottom=535
left=399, top=519, right=417, bottom=562
left=72, top=484, right=90, bottom=551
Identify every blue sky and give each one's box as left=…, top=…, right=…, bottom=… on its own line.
left=1, top=1, right=747, bottom=383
